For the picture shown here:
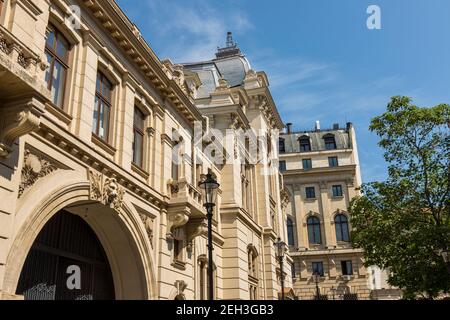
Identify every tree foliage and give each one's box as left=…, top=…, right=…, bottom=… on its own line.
left=349, top=96, right=450, bottom=299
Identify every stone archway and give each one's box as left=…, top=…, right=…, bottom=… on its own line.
left=16, top=210, right=115, bottom=300
left=2, top=180, right=157, bottom=300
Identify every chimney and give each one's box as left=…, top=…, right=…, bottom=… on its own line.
left=286, top=123, right=293, bottom=134
left=315, top=121, right=321, bottom=131
left=333, top=123, right=340, bottom=130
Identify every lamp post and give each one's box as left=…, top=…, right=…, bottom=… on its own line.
left=198, top=170, right=220, bottom=301
left=313, top=272, right=321, bottom=300
left=274, top=238, right=287, bottom=300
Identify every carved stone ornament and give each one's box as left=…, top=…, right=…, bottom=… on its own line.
left=174, top=280, right=188, bottom=296
left=88, top=170, right=125, bottom=213
left=166, top=211, right=189, bottom=239
left=0, top=97, right=45, bottom=158
left=18, top=149, right=59, bottom=198
left=216, top=77, right=230, bottom=91
left=139, top=213, right=155, bottom=248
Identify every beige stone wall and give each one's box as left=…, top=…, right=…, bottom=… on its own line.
left=0, top=0, right=288, bottom=300
left=280, top=125, right=371, bottom=299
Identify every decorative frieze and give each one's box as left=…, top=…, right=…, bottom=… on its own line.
left=139, top=213, right=155, bottom=248
left=18, top=149, right=61, bottom=198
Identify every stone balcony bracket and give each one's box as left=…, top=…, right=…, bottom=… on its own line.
left=0, top=96, right=45, bottom=158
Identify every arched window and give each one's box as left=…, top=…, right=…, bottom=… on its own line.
left=247, top=246, right=259, bottom=300
left=307, top=216, right=322, bottom=245
left=45, top=24, right=70, bottom=108
left=287, top=218, right=295, bottom=246
left=335, top=214, right=350, bottom=242
left=299, top=136, right=311, bottom=152
left=323, top=134, right=337, bottom=150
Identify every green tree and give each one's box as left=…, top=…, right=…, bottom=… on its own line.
left=349, top=96, right=450, bottom=299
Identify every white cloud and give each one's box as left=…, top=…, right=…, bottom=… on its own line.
left=134, top=0, right=253, bottom=62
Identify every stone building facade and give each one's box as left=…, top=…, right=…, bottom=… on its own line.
left=279, top=122, right=371, bottom=300
left=0, top=0, right=291, bottom=300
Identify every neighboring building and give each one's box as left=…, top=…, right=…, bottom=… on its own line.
left=279, top=122, right=371, bottom=300
left=0, top=1, right=289, bottom=300
left=369, top=267, right=403, bottom=300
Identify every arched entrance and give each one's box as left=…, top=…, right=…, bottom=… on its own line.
left=16, top=210, right=115, bottom=300
left=2, top=180, right=156, bottom=300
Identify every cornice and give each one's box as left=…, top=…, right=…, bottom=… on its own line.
left=282, top=164, right=357, bottom=177
left=35, top=115, right=166, bottom=210
left=79, top=0, right=203, bottom=127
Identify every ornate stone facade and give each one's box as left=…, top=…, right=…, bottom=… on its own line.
left=280, top=123, right=372, bottom=300
left=0, top=0, right=289, bottom=301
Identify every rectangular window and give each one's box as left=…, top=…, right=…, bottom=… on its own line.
left=341, top=261, right=353, bottom=276
left=305, top=187, right=316, bottom=199
left=328, top=157, right=339, bottom=167
left=279, top=161, right=287, bottom=172
left=302, top=159, right=312, bottom=170
left=312, top=262, right=324, bottom=277
left=173, top=239, right=183, bottom=262
left=45, top=25, right=69, bottom=108
left=332, top=185, right=343, bottom=197
left=133, top=107, right=145, bottom=168
left=93, top=72, right=112, bottom=141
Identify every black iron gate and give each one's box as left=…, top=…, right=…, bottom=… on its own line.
left=16, top=211, right=115, bottom=300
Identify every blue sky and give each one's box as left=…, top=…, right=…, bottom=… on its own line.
left=116, top=0, right=450, bottom=182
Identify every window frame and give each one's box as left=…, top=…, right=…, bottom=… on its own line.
left=45, top=24, right=70, bottom=108
left=279, top=138, right=286, bottom=153
left=335, top=214, right=350, bottom=242
left=328, top=156, right=339, bottom=167
left=323, top=135, right=337, bottom=150
left=341, top=260, right=353, bottom=276
left=299, top=136, right=311, bottom=152
left=305, top=187, right=316, bottom=199
left=279, top=160, right=287, bottom=172
left=332, top=185, right=343, bottom=197
left=132, top=106, right=145, bottom=168
left=307, top=216, right=322, bottom=244
left=93, top=71, right=113, bottom=142
left=247, top=246, right=259, bottom=300
left=287, top=218, right=295, bottom=247
left=302, top=158, right=312, bottom=170
left=312, top=262, right=324, bottom=277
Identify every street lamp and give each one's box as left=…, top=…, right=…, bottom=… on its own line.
left=198, top=170, right=220, bottom=301
left=274, top=237, right=287, bottom=300
left=313, top=272, right=321, bottom=300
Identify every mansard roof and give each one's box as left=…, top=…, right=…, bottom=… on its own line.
left=183, top=55, right=251, bottom=99
left=280, top=129, right=351, bottom=153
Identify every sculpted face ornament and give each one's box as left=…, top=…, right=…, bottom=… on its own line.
left=88, top=170, right=125, bottom=213
left=104, top=178, right=119, bottom=206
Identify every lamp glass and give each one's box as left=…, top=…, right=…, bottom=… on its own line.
left=199, top=172, right=219, bottom=206
left=275, top=238, right=286, bottom=259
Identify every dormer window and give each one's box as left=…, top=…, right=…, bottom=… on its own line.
left=299, top=136, right=311, bottom=152
left=279, top=138, right=286, bottom=153
left=323, top=134, right=337, bottom=150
